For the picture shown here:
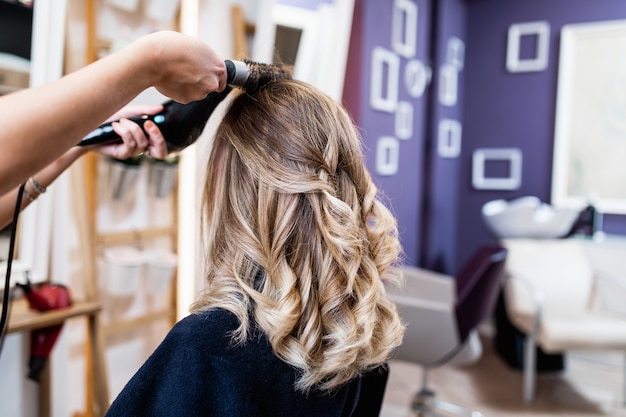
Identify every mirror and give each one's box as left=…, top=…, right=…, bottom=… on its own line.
left=252, top=0, right=355, bottom=102
left=552, top=20, right=626, bottom=215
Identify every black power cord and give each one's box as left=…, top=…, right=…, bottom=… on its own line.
left=0, top=182, right=26, bottom=353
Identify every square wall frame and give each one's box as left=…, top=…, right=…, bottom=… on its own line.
left=506, top=21, right=550, bottom=73
left=472, top=148, right=522, bottom=190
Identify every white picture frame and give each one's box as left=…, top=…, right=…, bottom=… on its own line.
left=552, top=20, right=626, bottom=214
left=439, top=64, right=458, bottom=106
left=370, top=47, right=400, bottom=113
left=404, top=59, right=431, bottom=98
left=506, top=21, right=550, bottom=73
left=391, top=0, right=418, bottom=58
left=376, top=136, right=400, bottom=176
left=438, top=119, right=462, bottom=158
left=395, top=101, right=413, bottom=140
left=472, top=148, right=522, bottom=190
left=447, top=37, right=465, bottom=70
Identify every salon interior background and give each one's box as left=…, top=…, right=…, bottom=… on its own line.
left=4, top=0, right=624, bottom=276
left=2, top=0, right=626, bottom=415
left=346, top=0, right=626, bottom=275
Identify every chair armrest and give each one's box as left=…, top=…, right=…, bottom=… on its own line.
left=386, top=266, right=458, bottom=365
left=593, top=269, right=626, bottom=316
left=386, top=266, right=454, bottom=304
left=503, top=273, right=544, bottom=335
left=389, top=291, right=458, bottom=365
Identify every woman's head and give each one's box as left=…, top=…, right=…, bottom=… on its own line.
left=194, top=79, right=404, bottom=392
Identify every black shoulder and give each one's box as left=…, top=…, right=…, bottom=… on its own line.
left=166, top=309, right=241, bottom=350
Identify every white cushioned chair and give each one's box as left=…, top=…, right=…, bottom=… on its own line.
left=501, top=238, right=626, bottom=404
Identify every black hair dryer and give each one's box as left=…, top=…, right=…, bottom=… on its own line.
left=78, top=86, right=232, bottom=153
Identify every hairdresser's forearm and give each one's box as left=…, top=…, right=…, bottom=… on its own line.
left=0, top=147, right=88, bottom=229
left=0, top=31, right=225, bottom=196
left=0, top=47, right=155, bottom=196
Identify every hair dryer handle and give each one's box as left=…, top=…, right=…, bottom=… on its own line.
left=78, top=113, right=165, bottom=147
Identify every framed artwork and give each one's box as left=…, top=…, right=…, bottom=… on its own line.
left=447, top=37, right=465, bottom=70
left=395, top=101, right=413, bottom=140
left=404, top=59, right=431, bottom=98
left=506, top=21, right=550, bottom=73
left=438, top=119, right=462, bottom=158
left=376, top=136, right=400, bottom=176
left=472, top=148, right=522, bottom=190
left=370, top=47, right=400, bottom=112
left=391, top=0, right=418, bottom=58
left=551, top=20, right=626, bottom=213
left=439, top=64, right=457, bottom=106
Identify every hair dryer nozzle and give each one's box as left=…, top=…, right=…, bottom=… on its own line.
left=225, top=59, right=250, bottom=87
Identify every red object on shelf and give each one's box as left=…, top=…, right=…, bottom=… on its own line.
left=16, top=281, right=72, bottom=381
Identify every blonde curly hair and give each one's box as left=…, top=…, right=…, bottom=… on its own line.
left=191, top=79, right=404, bottom=392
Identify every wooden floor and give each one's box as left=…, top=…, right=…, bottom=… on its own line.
left=381, top=332, right=626, bottom=417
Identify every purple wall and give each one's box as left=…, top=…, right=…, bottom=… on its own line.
left=421, top=0, right=467, bottom=273
left=345, top=0, right=432, bottom=265
left=457, top=0, right=626, bottom=270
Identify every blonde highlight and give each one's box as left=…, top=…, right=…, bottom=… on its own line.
left=192, top=80, right=404, bottom=392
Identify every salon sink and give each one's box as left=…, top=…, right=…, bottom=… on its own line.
left=482, top=196, right=580, bottom=239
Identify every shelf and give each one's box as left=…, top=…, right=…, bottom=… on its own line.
left=103, top=309, right=175, bottom=337
left=6, top=297, right=101, bottom=334
left=6, top=295, right=109, bottom=417
left=96, top=226, right=177, bottom=246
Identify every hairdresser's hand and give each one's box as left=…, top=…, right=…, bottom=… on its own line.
left=133, top=31, right=227, bottom=103
left=94, top=104, right=168, bottom=160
